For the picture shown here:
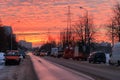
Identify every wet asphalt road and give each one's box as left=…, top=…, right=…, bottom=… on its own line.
left=29, top=53, right=94, bottom=80
left=43, top=56, right=120, bottom=80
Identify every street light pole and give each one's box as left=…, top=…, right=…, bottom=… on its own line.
left=111, top=24, right=114, bottom=47
left=11, top=33, right=12, bottom=50
left=80, top=7, right=90, bottom=54
left=80, top=7, right=88, bottom=44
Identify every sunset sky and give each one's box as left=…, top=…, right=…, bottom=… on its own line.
left=0, top=0, right=120, bottom=47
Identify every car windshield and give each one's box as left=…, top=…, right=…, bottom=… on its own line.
left=6, top=51, right=19, bottom=55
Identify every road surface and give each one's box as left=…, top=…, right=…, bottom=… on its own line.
left=29, top=53, right=94, bottom=80
left=1, top=52, right=119, bottom=80
left=44, top=56, right=120, bottom=80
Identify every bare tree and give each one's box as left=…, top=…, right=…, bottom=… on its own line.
left=107, top=2, right=120, bottom=44
left=73, top=15, right=96, bottom=53
left=73, top=17, right=84, bottom=43
left=87, top=15, right=96, bottom=43
left=110, top=3, right=120, bottom=42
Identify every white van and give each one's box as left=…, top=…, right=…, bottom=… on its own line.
left=109, top=42, right=120, bottom=66
left=51, top=48, right=58, bottom=57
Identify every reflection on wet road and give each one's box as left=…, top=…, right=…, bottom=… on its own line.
left=29, top=53, right=94, bottom=80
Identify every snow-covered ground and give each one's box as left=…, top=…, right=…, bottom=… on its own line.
left=0, top=55, right=37, bottom=80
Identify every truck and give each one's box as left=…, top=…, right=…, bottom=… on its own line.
left=51, top=48, right=59, bottom=57
left=63, top=46, right=88, bottom=60
left=63, top=46, right=74, bottom=59
left=72, top=46, right=87, bottom=60
left=4, top=50, right=21, bottom=65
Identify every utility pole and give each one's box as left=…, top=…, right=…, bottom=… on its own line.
left=10, top=34, right=12, bottom=50
left=47, top=28, right=51, bottom=42
left=66, top=6, right=72, bottom=46
left=112, top=24, right=114, bottom=47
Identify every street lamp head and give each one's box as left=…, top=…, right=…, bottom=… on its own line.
left=80, top=7, right=83, bottom=9
left=79, top=6, right=88, bottom=14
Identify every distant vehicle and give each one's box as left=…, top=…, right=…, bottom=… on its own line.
left=88, top=51, right=106, bottom=63
left=63, top=46, right=88, bottom=60
left=40, top=52, right=47, bottom=56
left=47, top=51, right=51, bottom=56
left=0, top=52, right=5, bottom=64
left=4, top=50, right=21, bottom=65
left=63, top=46, right=74, bottom=59
left=57, top=50, right=64, bottom=58
left=19, top=50, right=26, bottom=58
left=51, top=48, right=59, bottom=57
left=34, top=50, right=40, bottom=56
left=109, top=42, right=120, bottom=66
left=73, top=46, right=88, bottom=61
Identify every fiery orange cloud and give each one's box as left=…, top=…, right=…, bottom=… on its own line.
left=0, top=0, right=120, bottom=47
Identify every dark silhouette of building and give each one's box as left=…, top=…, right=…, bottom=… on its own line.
left=0, top=26, right=18, bottom=51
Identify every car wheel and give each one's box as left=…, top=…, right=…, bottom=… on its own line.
left=102, top=61, right=105, bottom=64
left=89, top=60, right=91, bottom=63
left=118, top=60, right=120, bottom=66
left=77, top=58, right=79, bottom=61
left=84, top=58, right=87, bottom=61
left=98, top=62, right=101, bottom=64
left=5, top=62, right=7, bottom=65
left=109, top=60, right=113, bottom=65
left=18, top=62, right=20, bottom=65
left=93, top=60, right=96, bottom=64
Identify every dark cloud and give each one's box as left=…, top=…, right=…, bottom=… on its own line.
left=19, top=0, right=33, bottom=3
left=52, top=0, right=80, bottom=6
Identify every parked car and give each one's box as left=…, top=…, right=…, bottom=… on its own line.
left=4, top=50, right=21, bottom=65
left=40, top=52, right=47, bottom=56
left=109, top=42, right=120, bottom=66
left=88, top=51, right=106, bottom=63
